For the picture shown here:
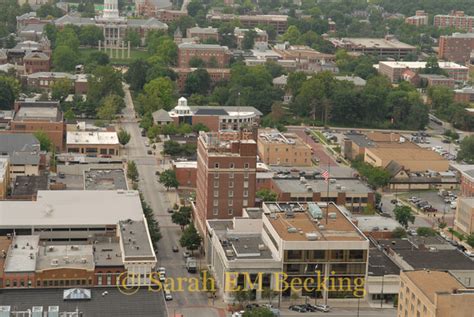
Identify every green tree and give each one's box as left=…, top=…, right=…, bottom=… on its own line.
left=233, top=288, right=250, bottom=306
left=137, top=77, right=175, bottom=114
left=192, top=123, right=209, bottom=133
left=97, top=94, right=124, bottom=121
left=51, top=78, right=72, bottom=102
left=125, top=59, right=150, bottom=91
left=79, top=25, right=104, bottom=46
left=0, top=77, right=18, bottom=110
left=171, top=206, right=192, bottom=230
left=64, top=108, right=76, bottom=122
left=86, top=51, right=110, bottom=68
left=423, top=56, right=444, bottom=75
left=416, top=227, right=437, bottom=237
left=394, top=206, right=415, bottom=229
left=256, top=189, right=277, bottom=201
left=56, top=26, right=80, bottom=50
left=179, top=223, right=202, bottom=252
left=118, top=129, right=131, bottom=146
left=53, top=46, right=80, bottom=72
left=127, top=161, right=139, bottom=182
left=243, top=308, right=274, bottom=317
left=163, top=140, right=182, bottom=156
left=286, top=71, right=307, bottom=97
left=427, top=86, right=454, bottom=110
left=87, top=65, right=124, bottom=104
left=189, top=57, right=206, bottom=68
left=187, top=0, right=204, bottom=17
left=281, top=25, right=301, bottom=44
left=140, top=193, right=162, bottom=243
left=458, top=135, right=474, bottom=164
left=184, top=68, right=211, bottom=95
left=242, top=29, right=257, bottom=49
left=261, top=287, right=278, bottom=306
left=467, top=234, right=474, bottom=248
left=34, top=131, right=53, bottom=152
left=159, top=169, right=179, bottom=190
left=124, top=29, right=141, bottom=47
left=392, top=227, right=407, bottom=238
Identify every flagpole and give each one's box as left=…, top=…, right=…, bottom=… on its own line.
left=326, top=159, right=330, bottom=224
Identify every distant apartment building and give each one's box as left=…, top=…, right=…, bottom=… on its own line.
left=26, top=72, right=88, bottom=94
left=257, top=129, right=312, bottom=166
left=11, top=100, right=65, bottom=151
left=0, top=134, right=42, bottom=181
left=398, top=270, right=474, bottom=317
left=272, top=43, right=336, bottom=64
left=207, top=14, right=289, bottom=34
left=134, top=0, right=172, bottom=17
left=418, top=74, right=455, bottom=89
left=434, top=11, right=474, bottom=32
left=66, top=131, right=120, bottom=157
left=172, top=67, right=230, bottom=92
left=377, top=61, right=469, bottom=82
left=457, top=165, right=474, bottom=196
left=234, top=27, right=268, bottom=49
left=156, top=9, right=187, bottom=23
left=454, top=197, right=474, bottom=236
left=165, top=97, right=261, bottom=132
left=330, top=36, right=416, bottom=59
left=186, top=26, right=219, bottom=42
left=194, top=131, right=257, bottom=234
left=454, top=86, right=474, bottom=103
left=178, top=43, right=231, bottom=68
left=405, top=10, right=429, bottom=26
left=17, top=0, right=51, bottom=6
left=438, top=33, right=474, bottom=64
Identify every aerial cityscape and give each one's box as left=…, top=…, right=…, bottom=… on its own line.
left=0, top=0, right=474, bottom=316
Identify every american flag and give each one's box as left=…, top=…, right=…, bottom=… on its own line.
left=322, top=170, right=330, bottom=182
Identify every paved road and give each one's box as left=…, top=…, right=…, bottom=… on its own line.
left=288, top=127, right=338, bottom=167
left=121, top=84, right=220, bottom=317
left=276, top=308, right=396, bottom=317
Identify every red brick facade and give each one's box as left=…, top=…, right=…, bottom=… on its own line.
left=178, top=44, right=231, bottom=68
left=439, top=34, right=474, bottom=63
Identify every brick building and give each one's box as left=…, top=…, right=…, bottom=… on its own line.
left=172, top=67, right=230, bottom=92
left=418, top=74, right=455, bottom=88
left=454, top=197, right=474, bottom=236
left=156, top=9, right=187, bottom=23
left=186, top=26, right=219, bottom=42
left=257, top=129, right=312, bottom=166
left=66, top=131, right=120, bottom=157
left=234, top=27, right=268, bottom=49
left=194, top=131, right=257, bottom=234
left=207, top=14, right=288, bottom=34
left=172, top=161, right=197, bottom=187
left=178, top=43, right=231, bottom=68
left=26, top=72, right=88, bottom=94
left=11, top=101, right=65, bottom=151
left=454, top=86, right=474, bottom=103
left=434, top=11, right=474, bottom=32
left=329, top=36, right=416, bottom=59
left=405, top=10, right=429, bottom=26
left=21, top=44, right=49, bottom=66
left=438, top=33, right=474, bottom=64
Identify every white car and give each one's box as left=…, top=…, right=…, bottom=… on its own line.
left=158, top=267, right=166, bottom=274
left=159, top=272, right=166, bottom=282
left=232, top=311, right=245, bottom=317
left=464, top=250, right=474, bottom=257
left=164, top=289, right=172, bottom=300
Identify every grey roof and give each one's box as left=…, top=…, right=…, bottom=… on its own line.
left=194, top=108, right=228, bottom=116
left=84, top=169, right=128, bottom=190
left=11, top=175, right=48, bottom=197
left=24, top=52, right=49, bottom=60
left=119, top=219, right=155, bottom=260
left=188, top=26, right=218, bottom=34
left=368, top=245, right=400, bottom=276
left=345, top=133, right=376, bottom=148
left=27, top=72, right=74, bottom=79
left=9, top=151, right=40, bottom=165
left=0, top=50, right=7, bottom=59
left=128, top=18, right=168, bottom=29
left=151, top=0, right=172, bottom=9
left=178, top=43, right=229, bottom=50
left=0, top=134, right=40, bottom=154
left=19, top=24, right=45, bottom=34
left=273, top=178, right=372, bottom=195
left=335, top=75, right=366, bottom=86
left=385, top=160, right=403, bottom=177
left=93, top=236, right=123, bottom=267
left=15, top=106, right=60, bottom=122
left=152, top=109, right=173, bottom=122
left=396, top=249, right=474, bottom=270
left=418, top=74, right=451, bottom=80
left=54, top=15, right=95, bottom=26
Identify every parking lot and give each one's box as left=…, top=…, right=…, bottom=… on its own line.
left=400, top=190, right=458, bottom=216
left=0, top=288, right=167, bottom=317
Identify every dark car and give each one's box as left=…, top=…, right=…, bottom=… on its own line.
left=289, top=305, right=307, bottom=313
left=390, top=199, right=397, bottom=204
left=172, top=245, right=179, bottom=252
left=301, top=304, right=318, bottom=312
left=245, top=304, right=260, bottom=310
left=147, top=150, right=153, bottom=155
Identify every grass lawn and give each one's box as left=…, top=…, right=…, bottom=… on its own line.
left=78, top=47, right=150, bottom=65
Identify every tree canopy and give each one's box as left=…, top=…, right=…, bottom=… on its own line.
left=394, top=206, right=415, bottom=229
left=458, top=136, right=474, bottom=164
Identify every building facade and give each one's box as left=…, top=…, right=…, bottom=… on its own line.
left=378, top=61, right=469, bottom=82
left=454, top=197, right=474, bottom=236
left=194, top=131, right=257, bottom=235
left=434, top=11, right=474, bottom=32
left=66, top=131, right=120, bottom=157
left=207, top=14, right=288, bottom=35
left=405, top=11, right=429, bottom=26
left=178, top=43, right=231, bottom=68
left=438, top=33, right=474, bottom=64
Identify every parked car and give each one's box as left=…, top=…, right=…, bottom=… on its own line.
left=314, top=305, right=331, bottom=313
left=289, top=305, right=308, bottom=312
left=183, top=251, right=191, bottom=259
left=164, top=289, right=172, bottom=300
left=147, top=150, right=153, bottom=155
left=390, top=199, right=397, bottom=204
left=464, top=250, right=474, bottom=257
left=172, top=245, right=179, bottom=252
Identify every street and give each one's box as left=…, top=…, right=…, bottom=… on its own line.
left=120, top=84, right=222, bottom=317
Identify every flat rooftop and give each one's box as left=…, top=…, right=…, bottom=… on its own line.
left=379, top=61, right=468, bottom=70
left=258, top=130, right=309, bottom=147
left=0, top=158, right=7, bottom=182
left=15, top=107, right=61, bottom=122
left=67, top=131, right=119, bottom=145
left=368, top=245, right=400, bottom=276
left=0, top=134, right=40, bottom=154
left=273, top=178, right=372, bottom=195
left=354, top=216, right=401, bottom=232
left=264, top=202, right=366, bottom=242
left=333, top=37, right=415, bottom=49
left=93, top=236, right=123, bottom=267
left=119, top=220, right=155, bottom=260
left=36, top=244, right=94, bottom=272
left=223, top=234, right=274, bottom=260
left=403, top=271, right=465, bottom=304
left=84, top=169, right=128, bottom=190
left=0, top=190, right=144, bottom=228
left=4, top=235, right=39, bottom=273
left=11, top=175, right=48, bottom=197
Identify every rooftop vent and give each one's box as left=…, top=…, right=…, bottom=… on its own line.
left=226, top=249, right=234, bottom=257
left=287, top=227, right=298, bottom=233
left=306, top=232, right=319, bottom=241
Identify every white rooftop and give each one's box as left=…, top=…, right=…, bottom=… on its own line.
left=4, top=235, right=39, bottom=273
left=173, top=161, right=197, bottom=169
left=0, top=190, right=143, bottom=228
left=379, top=61, right=468, bottom=70
left=67, top=131, right=119, bottom=145
left=0, top=158, right=8, bottom=182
